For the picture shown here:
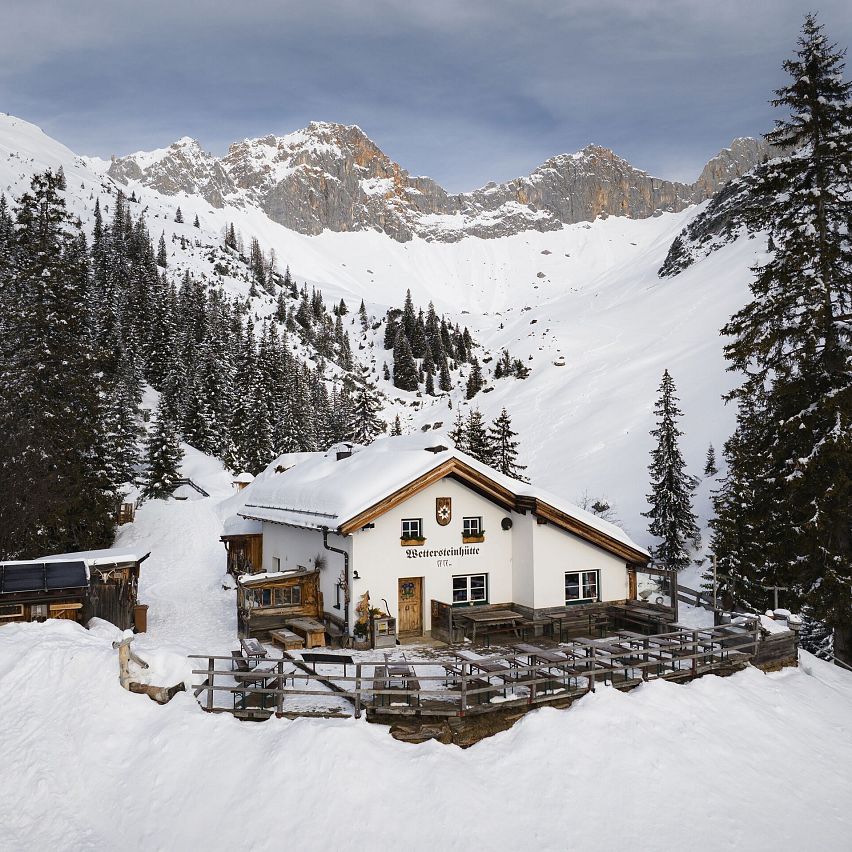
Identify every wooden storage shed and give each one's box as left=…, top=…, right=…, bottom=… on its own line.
left=44, top=550, right=148, bottom=631
left=237, top=568, right=323, bottom=639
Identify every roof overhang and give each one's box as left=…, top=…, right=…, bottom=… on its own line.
left=337, top=457, right=649, bottom=565
left=338, top=457, right=516, bottom=535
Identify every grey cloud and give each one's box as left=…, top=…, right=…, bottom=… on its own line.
left=1, top=0, right=849, bottom=191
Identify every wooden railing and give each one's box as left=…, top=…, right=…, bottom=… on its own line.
left=189, top=622, right=762, bottom=721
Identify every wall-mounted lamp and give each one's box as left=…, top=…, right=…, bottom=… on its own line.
left=352, top=570, right=361, bottom=580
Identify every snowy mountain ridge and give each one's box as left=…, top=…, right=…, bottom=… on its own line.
left=0, top=112, right=769, bottom=544
left=99, top=120, right=770, bottom=242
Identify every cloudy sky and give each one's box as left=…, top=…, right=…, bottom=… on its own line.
left=2, top=1, right=850, bottom=190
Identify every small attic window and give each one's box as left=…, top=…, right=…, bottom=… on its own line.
left=425, top=445, right=448, bottom=454
left=336, top=450, right=353, bottom=461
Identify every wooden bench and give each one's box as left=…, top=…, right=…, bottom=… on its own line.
left=230, top=649, right=250, bottom=672
left=268, top=628, right=305, bottom=651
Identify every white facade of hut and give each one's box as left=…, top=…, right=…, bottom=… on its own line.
left=231, top=435, right=648, bottom=639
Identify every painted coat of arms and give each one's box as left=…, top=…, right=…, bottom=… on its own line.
left=436, top=497, right=452, bottom=526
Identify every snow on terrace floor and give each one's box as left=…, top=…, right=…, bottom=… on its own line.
left=0, top=620, right=850, bottom=852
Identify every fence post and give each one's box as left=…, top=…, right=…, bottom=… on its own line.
left=354, top=663, right=362, bottom=720
left=642, top=637, right=649, bottom=681
left=692, top=631, right=699, bottom=678
left=460, top=662, right=468, bottom=717
left=276, top=659, right=284, bottom=716
left=589, top=646, right=596, bottom=693
left=206, top=657, right=215, bottom=711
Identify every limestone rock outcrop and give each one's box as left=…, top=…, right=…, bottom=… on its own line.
left=107, top=122, right=770, bottom=242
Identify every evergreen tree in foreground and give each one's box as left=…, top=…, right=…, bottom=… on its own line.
left=716, top=14, right=852, bottom=661
left=0, top=170, right=115, bottom=558
left=643, top=370, right=700, bottom=572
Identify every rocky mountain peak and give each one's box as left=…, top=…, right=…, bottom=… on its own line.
left=105, top=122, right=771, bottom=241
left=108, top=136, right=234, bottom=207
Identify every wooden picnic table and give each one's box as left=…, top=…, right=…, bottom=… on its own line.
left=454, top=650, right=517, bottom=694
left=285, top=617, right=326, bottom=648
left=455, top=608, right=525, bottom=643
left=546, top=610, right=608, bottom=642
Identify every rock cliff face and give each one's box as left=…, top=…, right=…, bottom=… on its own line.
left=108, top=137, right=235, bottom=208
left=107, top=122, right=770, bottom=242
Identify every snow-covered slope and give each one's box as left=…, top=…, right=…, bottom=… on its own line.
left=0, top=618, right=849, bottom=851
left=0, top=113, right=768, bottom=545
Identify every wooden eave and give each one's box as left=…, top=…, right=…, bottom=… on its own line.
left=339, top=458, right=516, bottom=535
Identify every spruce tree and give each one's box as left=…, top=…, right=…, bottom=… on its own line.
left=351, top=367, right=385, bottom=444
left=142, top=402, right=184, bottom=500
left=489, top=408, right=528, bottom=481
left=174, top=206, right=184, bottom=224
left=643, top=370, right=701, bottom=572
left=464, top=409, right=492, bottom=466
left=718, top=14, right=852, bottom=661
left=157, top=233, right=167, bottom=267
left=0, top=170, right=115, bottom=558
left=447, top=409, right=468, bottom=453
left=704, top=443, right=718, bottom=477
left=465, top=357, right=484, bottom=399
left=390, top=414, right=403, bottom=436
left=392, top=329, right=419, bottom=391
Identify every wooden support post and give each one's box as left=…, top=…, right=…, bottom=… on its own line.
left=692, top=631, right=698, bottom=677
left=460, top=662, right=468, bottom=716
left=354, top=663, right=362, bottom=719
left=589, top=646, right=596, bottom=693
left=671, top=569, right=679, bottom=623
left=642, top=637, right=649, bottom=681
left=276, top=660, right=284, bottom=716
left=206, top=657, right=215, bottom=711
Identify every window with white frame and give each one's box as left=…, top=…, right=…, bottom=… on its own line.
left=565, top=570, right=599, bottom=604
left=401, top=518, right=423, bottom=539
left=452, top=573, right=488, bottom=606
left=462, top=516, right=482, bottom=537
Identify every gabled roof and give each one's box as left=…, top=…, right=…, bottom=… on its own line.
left=238, top=434, right=649, bottom=565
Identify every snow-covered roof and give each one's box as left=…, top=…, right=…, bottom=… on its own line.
left=40, top=549, right=148, bottom=567
left=233, top=472, right=255, bottom=484
left=238, top=567, right=317, bottom=585
left=222, top=515, right=262, bottom=537
left=240, top=434, right=647, bottom=560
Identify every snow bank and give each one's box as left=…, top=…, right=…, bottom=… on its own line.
left=0, top=621, right=850, bottom=851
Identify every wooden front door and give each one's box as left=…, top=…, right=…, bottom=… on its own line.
left=398, top=577, right=423, bottom=636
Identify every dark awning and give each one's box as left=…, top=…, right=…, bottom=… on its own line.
left=0, top=561, right=89, bottom=595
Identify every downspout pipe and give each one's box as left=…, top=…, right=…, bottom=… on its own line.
left=322, top=527, right=350, bottom=638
